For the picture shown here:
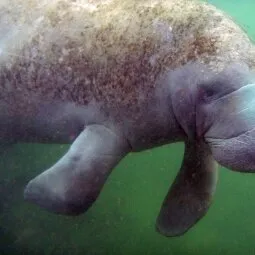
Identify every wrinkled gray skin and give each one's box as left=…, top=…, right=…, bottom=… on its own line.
left=2, top=0, right=255, bottom=237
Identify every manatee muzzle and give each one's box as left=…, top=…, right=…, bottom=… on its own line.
left=201, top=83, right=255, bottom=172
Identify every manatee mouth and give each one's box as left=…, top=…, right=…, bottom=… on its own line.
left=206, top=128, right=255, bottom=172
left=203, top=83, right=255, bottom=172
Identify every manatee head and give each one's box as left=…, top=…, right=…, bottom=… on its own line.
left=197, top=64, right=255, bottom=172
left=171, top=62, right=255, bottom=172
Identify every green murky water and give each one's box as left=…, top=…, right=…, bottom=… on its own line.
left=1, top=1, right=255, bottom=254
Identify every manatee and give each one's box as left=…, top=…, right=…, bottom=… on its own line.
left=1, top=0, right=255, bottom=237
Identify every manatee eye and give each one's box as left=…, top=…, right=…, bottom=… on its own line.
left=204, top=87, right=215, bottom=98
left=197, top=62, right=254, bottom=104
left=198, top=79, right=233, bottom=103
left=197, top=83, right=219, bottom=102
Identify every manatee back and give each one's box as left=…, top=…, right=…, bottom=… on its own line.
left=0, top=0, right=255, bottom=114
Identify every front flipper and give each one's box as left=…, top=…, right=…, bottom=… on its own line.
left=156, top=140, right=218, bottom=237
left=24, top=124, right=130, bottom=215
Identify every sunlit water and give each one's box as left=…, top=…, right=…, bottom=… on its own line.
left=1, top=1, right=255, bottom=254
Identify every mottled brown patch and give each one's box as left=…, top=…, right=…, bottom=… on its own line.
left=0, top=0, right=255, bottom=121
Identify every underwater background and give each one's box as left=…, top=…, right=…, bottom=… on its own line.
left=1, top=1, right=255, bottom=254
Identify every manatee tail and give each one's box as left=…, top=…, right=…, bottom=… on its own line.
left=156, top=140, right=218, bottom=237
left=24, top=124, right=130, bottom=215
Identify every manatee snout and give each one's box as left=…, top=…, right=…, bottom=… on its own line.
left=195, top=63, right=255, bottom=171
left=170, top=62, right=255, bottom=171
